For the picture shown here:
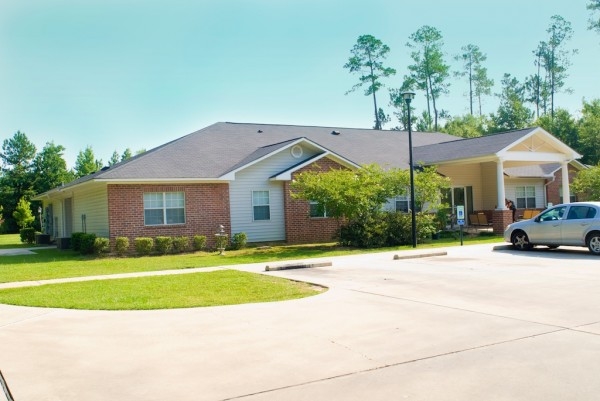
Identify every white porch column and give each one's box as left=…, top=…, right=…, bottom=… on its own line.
left=561, top=161, right=570, bottom=204
left=496, top=158, right=506, bottom=209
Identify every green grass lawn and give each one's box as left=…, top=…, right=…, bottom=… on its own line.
left=0, top=233, right=502, bottom=310
left=0, top=234, right=34, bottom=249
left=0, top=269, right=324, bottom=310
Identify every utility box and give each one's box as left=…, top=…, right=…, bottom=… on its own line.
left=56, top=237, right=71, bottom=250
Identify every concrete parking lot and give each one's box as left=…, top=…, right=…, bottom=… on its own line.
left=1, top=243, right=600, bottom=401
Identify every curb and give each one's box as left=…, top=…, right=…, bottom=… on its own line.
left=265, top=261, right=333, bottom=271
left=393, top=251, right=447, bottom=260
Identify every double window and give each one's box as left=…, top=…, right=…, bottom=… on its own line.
left=516, top=186, right=536, bottom=209
left=309, top=201, right=328, bottom=218
left=252, top=191, right=270, bottom=221
left=143, top=192, right=185, bottom=225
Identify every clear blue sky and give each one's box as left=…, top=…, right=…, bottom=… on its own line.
left=1, top=0, right=598, bottom=168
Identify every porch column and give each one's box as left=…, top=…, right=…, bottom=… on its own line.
left=496, top=158, right=506, bottom=210
left=493, top=158, right=511, bottom=235
left=561, top=161, right=570, bottom=204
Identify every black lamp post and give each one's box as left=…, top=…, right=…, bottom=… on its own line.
left=402, top=92, right=417, bottom=248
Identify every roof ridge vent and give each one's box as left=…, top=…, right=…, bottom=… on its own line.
left=331, top=130, right=341, bottom=135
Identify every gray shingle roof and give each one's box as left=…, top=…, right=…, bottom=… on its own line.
left=413, top=128, right=537, bottom=164
left=75, top=122, right=458, bottom=182
left=44, top=123, right=548, bottom=195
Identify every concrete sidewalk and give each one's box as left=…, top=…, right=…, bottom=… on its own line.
left=1, top=243, right=600, bottom=400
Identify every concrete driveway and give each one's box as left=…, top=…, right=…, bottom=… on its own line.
left=1, top=243, right=600, bottom=400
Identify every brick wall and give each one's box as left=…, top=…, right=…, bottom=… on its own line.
left=493, top=209, right=513, bottom=235
left=284, top=158, right=348, bottom=244
left=546, top=167, right=578, bottom=206
left=107, top=184, right=230, bottom=251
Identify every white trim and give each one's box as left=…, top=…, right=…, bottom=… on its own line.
left=251, top=190, right=271, bottom=221
left=270, top=153, right=360, bottom=181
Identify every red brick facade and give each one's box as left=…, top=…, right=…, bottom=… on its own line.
left=284, top=158, right=348, bottom=244
left=545, top=167, right=579, bottom=206
left=107, top=184, right=230, bottom=250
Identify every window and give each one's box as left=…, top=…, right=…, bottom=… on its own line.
left=252, top=191, right=270, bottom=221
left=143, top=192, right=185, bottom=225
left=566, top=206, right=597, bottom=220
left=395, top=195, right=409, bottom=213
left=559, top=186, right=577, bottom=204
left=309, top=201, right=327, bottom=218
left=515, top=186, right=536, bottom=208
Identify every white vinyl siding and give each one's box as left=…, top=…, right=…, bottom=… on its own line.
left=504, top=179, right=546, bottom=209
left=71, top=184, right=109, bottom=237
left=229, top=144, right=320, bottom=242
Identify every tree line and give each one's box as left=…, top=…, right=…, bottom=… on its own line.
left=344, top=5, right=600, bottom=168
left=0, top=131, right=142, bottom=233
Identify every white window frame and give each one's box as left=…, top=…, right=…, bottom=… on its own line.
left=252, top=190, right=271, bottom=221
left=395, top=195, right=410, bottom=213
left=516, top=186, right=536, bottom=209
left=309, top=201, right=328, bottom=218
left=143, top=192, right=185, bottom=226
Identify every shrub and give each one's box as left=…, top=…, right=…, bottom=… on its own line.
left=115, top=237, right=130, bottom=256
left=339, top=211, right=439, bottom=248
left=19, top=227, right=36, bottom=244
left=154, top=236, right=173, bottom=255
left=79, top=233, right=97, bottom=255
left=230, top=232, right=247, bottom=250
left=172, top=236, right=189, bottom=253
left=71, top=232, right=86, bottom=251
left=134, top=237, right=154, bottom=256
left=93, top=237, right=110, bottom=255
left=193, top=235, right=206, bottom=251
left=339, top=212, right=388, bottom=248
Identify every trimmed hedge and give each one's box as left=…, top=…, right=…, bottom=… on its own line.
left=154, top=236, right=173, bottom=255
left=193, top=235, right=206, bottom=251
left=71, top=232, right=85, bottom=251
left=19, top=228, right=36, bottom=244
left=230, top=232, right=247, bottom=250
left=134, top=237, right=154, bottom=256
left=93, top=237, right=110, bottom=255
left=79, top=233, right=97, bottom=255
left=115, top=237, right=130, bottom=256
left=172, top=236, right=189, bottom=253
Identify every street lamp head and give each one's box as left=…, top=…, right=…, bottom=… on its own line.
left=401, top=91, right=415, bottom=103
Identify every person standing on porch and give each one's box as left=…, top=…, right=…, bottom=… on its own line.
left=505, top=198, right=517, bottom=222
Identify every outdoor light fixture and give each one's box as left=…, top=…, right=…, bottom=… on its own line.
left=38, top=206, right=43, bottom=231
left=402, top=92, right=417, bottom=248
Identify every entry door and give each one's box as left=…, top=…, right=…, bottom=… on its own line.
left=64, top=198, right=73, bottom=237
left=443, top=187, right=474, bottom=225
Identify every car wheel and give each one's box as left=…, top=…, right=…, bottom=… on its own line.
left=512, top=230, right=532, bottom=251
left=587, top=232, right=600, bottom=255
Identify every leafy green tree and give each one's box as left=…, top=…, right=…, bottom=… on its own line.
left=344, top=34, right=396, bottom=130
left=489, top=74, right=532, bottom=132
left=0, top=131, right=37, bottom=232
left=577, top=99, right=600, bottom=165
left=537, top=15, right=577, bottom=119
left=134, top=149, right=146, bottom=156
left=535, top=108, right=578, bottom=149
left=12, top=197, right=35, bottom=229
left=454, top=44, right=490, bottom=116
left=108, top=151, right=120, bottom=166
left=291, top=163, right=449, bottom=222
left=473, top=63, right=494, bottom=117
left=74, top=146, right=103, bottom=177
left=404, top=25, right=450, bottom=131
left=440, top=114, right=488, bottom=138
left=32, top=142, right=74, bottom=194
left=572, top=164, right=600, bottom=200
left=121, top=148, right=133, bottom=161
left=588, top=0, right=600, bottom=35
left=291, top=164, right=408, bottom=222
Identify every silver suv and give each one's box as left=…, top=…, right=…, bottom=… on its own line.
left=504, top=202, right=600, bottom=255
